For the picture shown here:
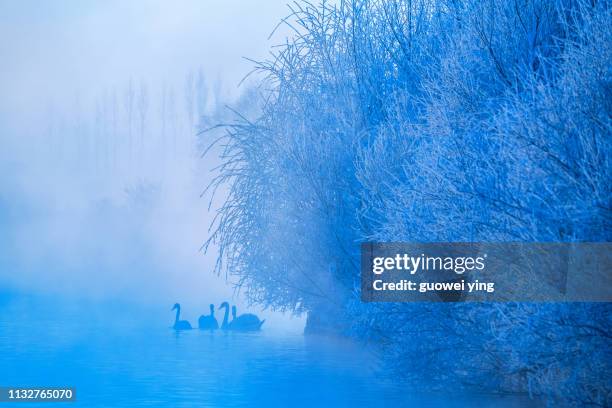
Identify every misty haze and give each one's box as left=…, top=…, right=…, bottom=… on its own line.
left=1, top=1, right=609, bottom=407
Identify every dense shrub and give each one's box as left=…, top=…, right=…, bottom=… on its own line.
left=206, top=1, right=611, bottom=405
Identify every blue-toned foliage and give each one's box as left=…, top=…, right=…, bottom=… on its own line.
left=206, top=0, right=611, bottom=405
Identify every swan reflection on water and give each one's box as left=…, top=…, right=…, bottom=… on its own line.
left=172, top=302, right=265, bottom=332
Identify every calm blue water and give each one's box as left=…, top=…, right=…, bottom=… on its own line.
left=0, top=295, right=539, bottom=407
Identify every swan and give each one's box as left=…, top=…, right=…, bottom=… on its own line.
left=198, top=304, right=219, bottom=330
left=219, top=301, right=231, bottom=330
left=227, top=304, right=265, bottom=331
left=171, top=303, right=192, bottom=330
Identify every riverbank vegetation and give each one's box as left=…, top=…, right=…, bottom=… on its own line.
left=206, top=1, right=611, bottom=405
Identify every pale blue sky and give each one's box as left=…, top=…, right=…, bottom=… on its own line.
left=0, top=0, right=290, bottom=129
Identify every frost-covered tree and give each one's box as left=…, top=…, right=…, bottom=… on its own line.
left=207, top=0, right=611, bottom=404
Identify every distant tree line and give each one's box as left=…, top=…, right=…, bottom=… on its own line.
left=44, top=69, right=229, bottom=186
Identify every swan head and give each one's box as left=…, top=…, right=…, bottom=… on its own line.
left=219, top=301, right=229, bottom=309
left=172, top=303, right=180, bottom=311
left=209, top=304, right=215, bottom=313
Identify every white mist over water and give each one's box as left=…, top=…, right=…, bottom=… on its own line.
left=0, top=0, right=303, bottom=331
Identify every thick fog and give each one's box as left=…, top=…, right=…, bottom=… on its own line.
left=0, top=0, right=299, bottom=327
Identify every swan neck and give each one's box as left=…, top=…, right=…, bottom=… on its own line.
left=175, top=306, right=180, bottom=324
left=222, top=305, right=229, bottom=328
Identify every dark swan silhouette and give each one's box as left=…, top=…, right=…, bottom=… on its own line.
left=219, top=302, right=265, bottom=331
left=198, top=304, right=219, bottom=330
left=219, top=301, right=232, bottom=330
left=171, top=303, right=192, bottom=330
